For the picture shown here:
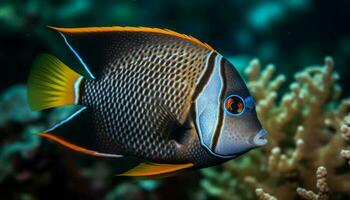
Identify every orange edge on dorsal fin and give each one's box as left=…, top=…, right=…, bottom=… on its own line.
left=38, top=133, right=121, bottom=158
left=48, top=26, right=214, bottom=51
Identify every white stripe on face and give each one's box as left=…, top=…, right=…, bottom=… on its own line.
left=195, top=53, right=227, bottom=158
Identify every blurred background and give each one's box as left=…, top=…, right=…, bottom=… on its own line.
left=0, top=0, right=349, bottom=199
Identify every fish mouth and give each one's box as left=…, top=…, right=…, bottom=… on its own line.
left=252, top=129, right=268, bottom=146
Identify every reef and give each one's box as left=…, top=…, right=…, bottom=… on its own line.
left=200, top=57, right=350, bottom=200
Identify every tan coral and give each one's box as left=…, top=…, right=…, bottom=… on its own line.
left=296, top=166, right=329, bottom=200
left=256, top=188, right=278, bottom=200
left=340, top=115, right=350, bottom=140
left=340, top=114, right=350, bottom=165
left=340, top=150, right=350, bottom=165
left=267, top=138, right=304, bottom=176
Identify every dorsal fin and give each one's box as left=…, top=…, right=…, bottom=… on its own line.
left=49, top=26, right=214, bottom=79
left=49, top=26, right=214, bottom=51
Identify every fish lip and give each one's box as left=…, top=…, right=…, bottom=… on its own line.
left=252, top=129, right=268, bottom=146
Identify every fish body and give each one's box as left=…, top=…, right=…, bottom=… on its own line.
left=27, top=27, right=267, bottom=176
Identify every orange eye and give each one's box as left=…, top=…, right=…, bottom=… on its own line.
left=224, top=95, right=245, bottom=115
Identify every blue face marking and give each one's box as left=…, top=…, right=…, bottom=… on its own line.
left=195, top=54, right=238, bottom=159
left=196, top=54, right=261, bottom=159
left=195, top=54, right=223, bottom=156
left=244, top=96, right=255, bottom=110
left=60, top=33, right=96, bottom=79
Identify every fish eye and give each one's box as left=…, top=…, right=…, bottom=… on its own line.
left=224, top=95, right=245, bottom=116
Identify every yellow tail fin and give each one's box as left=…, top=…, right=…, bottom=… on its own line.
left=27, top=54, right=83, bottom=111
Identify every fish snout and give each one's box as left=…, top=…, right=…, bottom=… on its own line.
left=251, top=129, right=268, bottom=146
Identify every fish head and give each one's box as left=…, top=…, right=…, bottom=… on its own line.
left=195, top=54, right=267, bottom=159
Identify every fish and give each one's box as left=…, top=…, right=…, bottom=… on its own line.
left=27, top=26, right=268, bottom=177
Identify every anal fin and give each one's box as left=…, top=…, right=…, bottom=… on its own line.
left=39, top=107, right=122, bottom=158
left=118, top=162, right=193, bottom=177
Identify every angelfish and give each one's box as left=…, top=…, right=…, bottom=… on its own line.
left=27, top=26, right=268, bottom=177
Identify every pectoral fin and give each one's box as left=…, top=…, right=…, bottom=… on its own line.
left=118, top=162, right=193, bottom=177
left=156, top=100, right=192, bottom=144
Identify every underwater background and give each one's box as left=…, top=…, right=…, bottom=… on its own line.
left=0, top=0, right=350, bottom=199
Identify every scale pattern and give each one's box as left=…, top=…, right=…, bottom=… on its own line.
left=81, top=32, right=211, bottom=162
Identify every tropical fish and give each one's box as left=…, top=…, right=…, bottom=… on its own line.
left=27, top=26, right=268, bottom=177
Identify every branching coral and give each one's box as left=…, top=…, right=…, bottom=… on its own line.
left=200, top=57, right=350, bottom=199
left=256, top=188, right=277, bottom=200
left=340, top=114, right=350, bottom=165
left=297, top=166, right=329, bottom=200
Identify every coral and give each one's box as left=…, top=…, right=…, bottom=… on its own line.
left=296, top=166, right=329, bottom=200
left=200, top=57, right=350, bottom=200
left=256, top=188, right=277, bottom=200
left=340, top=114, right=350, bottom=165
left=340, top=116, right=350, bottom=140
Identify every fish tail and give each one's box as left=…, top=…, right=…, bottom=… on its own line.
left=27, top=54, right=84, bottom=111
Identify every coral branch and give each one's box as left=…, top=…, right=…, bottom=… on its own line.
left=340, top=150, right=350, bottom=165
left=256, top=188, right=278, bottom=200
left=340, top=122, right=350, bottom=141
left=340, top=114, right=350, bottom=165
left=297, top=166, right=329, bottom=200
left=268, top=137, right=304, bottom=175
